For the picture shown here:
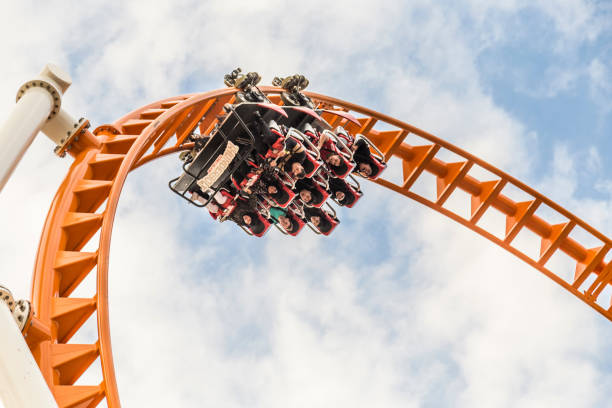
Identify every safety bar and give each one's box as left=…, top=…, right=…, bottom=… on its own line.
left=287, top=129, right=321, bottom=160
left=347, top=174, right=361, bottom=192
left=323, top=129, right=354, bottom=161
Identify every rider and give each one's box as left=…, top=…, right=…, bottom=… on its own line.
left=352, top=138, right=380, bottom=179
left=230, top=196, right=266, bottom=235
left=271, top=137, right=307, bottom=179
left=231, top=160, right=261, bottom=194
left=294, top=178, right=324, bottom=206
left=327, top=126, right=380, bottom=178
left=312, top=129, right=349, bottom=176
left=258, top=173, right=291, bottom=206
left=269, top=206, right=299, bottom=233
left=253, top=119, right=286, bottom=162
left=328, top=177, right=356, bottom=206
left=304, top=206, right=334, bottom=234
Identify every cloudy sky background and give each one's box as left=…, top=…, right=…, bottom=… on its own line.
left=1, top=1, right=612, bottom=407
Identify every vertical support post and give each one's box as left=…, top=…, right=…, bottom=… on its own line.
left=0, top=63, right=72, bottom=192
left=0, top=302, right=57, bottom=408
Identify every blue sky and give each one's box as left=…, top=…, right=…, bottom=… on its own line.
left=0, top=1, right=611, bottom=407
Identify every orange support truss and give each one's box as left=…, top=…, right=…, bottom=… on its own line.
left=25, top=88, right=612, bottom=407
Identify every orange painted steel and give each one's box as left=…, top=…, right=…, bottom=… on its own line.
left=26, top=87, right=612, bottom=407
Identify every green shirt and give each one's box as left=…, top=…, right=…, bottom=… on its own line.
left=269, top=207, right=287, bottom=224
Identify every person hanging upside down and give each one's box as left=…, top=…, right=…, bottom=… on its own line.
left=313, top=129, right=350, bottom=176
left=253, top=119, right=286, bottom=161
left=231, top=160, right=262, bottom=194
left=188, top=184, right=236, bottom=220
left=249, top=173, right=292, bottom=206
left=230, top=198, right=266, bottom=235
left=294, top=178, right=324, bottom=206
left=271, top=137, right=307, bottom=179
left=304, top=206, right=335, bottom=234
left=328, top=177, right=356, bottom=207
left=269, top=206, right=299, bottom=233
left=352, top=138, right=380, bottom=179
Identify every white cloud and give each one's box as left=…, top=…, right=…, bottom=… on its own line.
left=1, top=1, right=612, bottom=408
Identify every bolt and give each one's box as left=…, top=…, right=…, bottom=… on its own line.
left=74, top=123, right=78, bottom=128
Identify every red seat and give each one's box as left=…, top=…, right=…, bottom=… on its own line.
left=327, top=142, right=355, bottom=179
left=366, top=158, right=387, bottom=181
left=344, top=187, right=362, bottom=208
left=304, top=205, right=340, bottom=236
left=286, top=211, right=306, bottom=236
left=267, top=179, right=296, bottom=209
left=249, top=213, right=272, bottom=237
left=317, top=211, right=339, bottom=236
left=285, top=134, right=323, bottom=178
left=328, top=177, right=362, bottom=208
left=302, top=151, right=323, bottom=178
left=318, top=130, right=356, bottom=179
left=352, top=134, right=387, bottom=180
left=309, top=175, right=330, bottom=208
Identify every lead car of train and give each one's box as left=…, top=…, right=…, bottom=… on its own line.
left=169, top=69, right=386, bottom=237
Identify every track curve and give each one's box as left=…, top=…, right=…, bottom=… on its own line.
left=25, top=87, right=612, bottom=407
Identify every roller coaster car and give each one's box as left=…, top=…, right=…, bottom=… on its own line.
left=168, top=103, right=287, bottom=207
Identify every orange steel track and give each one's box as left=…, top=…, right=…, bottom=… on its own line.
left=24, top=87, right=612, bottom=407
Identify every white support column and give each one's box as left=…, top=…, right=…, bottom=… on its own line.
left=0, top=302, right=57, bottom=408
left=0, top=63, right=72, bottom=192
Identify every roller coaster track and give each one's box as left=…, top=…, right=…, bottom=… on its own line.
left=23, top=87, right=612, bottom=407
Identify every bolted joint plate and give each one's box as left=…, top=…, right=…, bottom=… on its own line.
left=53, top=117, right=90, bottom=158
left=13, top=299, right=32, bottom=332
